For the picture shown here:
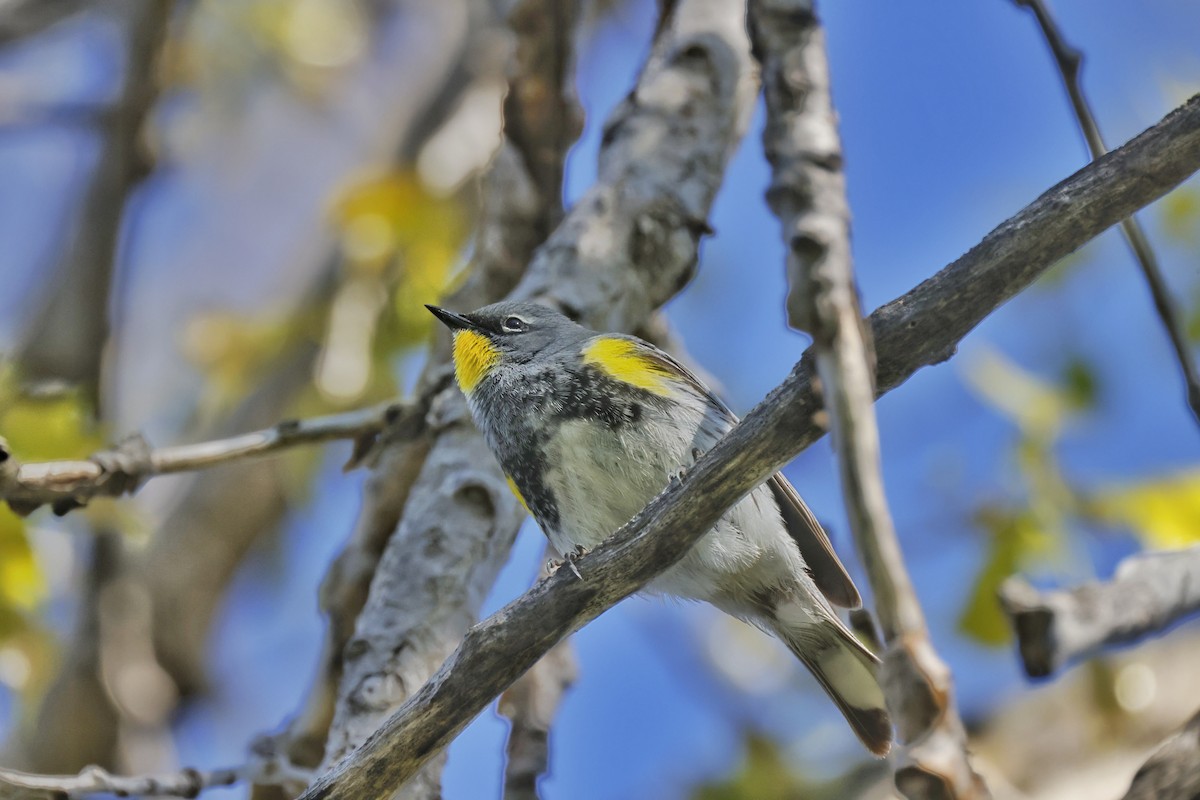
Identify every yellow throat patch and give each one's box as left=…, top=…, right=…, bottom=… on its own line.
left=582, top=337, right=672, bottom=396
left=452, top=330, right=500, bottom=393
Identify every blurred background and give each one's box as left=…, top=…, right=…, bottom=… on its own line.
left=1, top=0, right=1199, bottom=798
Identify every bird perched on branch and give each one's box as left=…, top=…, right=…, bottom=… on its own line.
left=427, top=301, right=892, bottom=756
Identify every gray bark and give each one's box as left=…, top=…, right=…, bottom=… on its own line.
left=1000, top=546, right=1200, bottom=677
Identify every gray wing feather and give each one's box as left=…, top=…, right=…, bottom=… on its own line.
left=624, top=337, right=863, bottom=609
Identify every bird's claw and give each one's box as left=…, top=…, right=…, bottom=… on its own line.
left=667, top=448, right=705, bottom=490
left=546, top=544, right=589, bottom=580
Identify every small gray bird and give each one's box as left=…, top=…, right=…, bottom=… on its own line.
left=428, top=301, right=892, bottom=756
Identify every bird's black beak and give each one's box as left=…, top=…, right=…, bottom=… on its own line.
left=426, top=305, right=477, bottom=332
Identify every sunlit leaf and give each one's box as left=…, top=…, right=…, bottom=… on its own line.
left=0, top=369, right=103, bottom=461
left=959, top=508, right=1056, bottom=646
left=1088, top=469, right=1200, bottom=549
left=319, top=170, right=470, bottom=404
left=0, top=508, right=44, bottom=613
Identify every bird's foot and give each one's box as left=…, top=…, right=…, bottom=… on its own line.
left=546, top=544, right=589, bottom=580
left=667, top=448, right=706, bottom=490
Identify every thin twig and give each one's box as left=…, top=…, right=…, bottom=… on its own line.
left=1014, top=0, right=1200, bottom=425
left=748, top=1, right=988, bottom=795
left=0, top=401, right=404, bottom=515
left=296, top=95, right=1200, bottom=800
left=999, top=545, right=1200, bottom=678
left=0, top=762, right=244, bottom=799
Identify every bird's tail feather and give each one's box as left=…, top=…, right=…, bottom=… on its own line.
left=770, top=606, right=893, bottom=756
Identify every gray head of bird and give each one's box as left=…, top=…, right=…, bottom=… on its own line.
left=426, top=301, right=587, bottom=393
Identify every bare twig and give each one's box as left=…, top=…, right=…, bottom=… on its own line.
left=1014, top=0, right=1200, bottom=425
left=0, top=762, right=243, bottom=799
left=999, top=546, right=1200, bottom=678
left=297, top=94, right=1200, bottom=800
left=1122, top=707, right=1200, bottom=800
left=498, top=554, right=578, bottom=800
left=748, top=1, right=989, bottom=796
left=0, top=402, right=402, bottom=515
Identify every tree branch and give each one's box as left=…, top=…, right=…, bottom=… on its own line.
left=748, top=1, right=988, bottom=796
left=1122, top=707, right=1200, bottom=800
left=1013, top=0, right=1200, bottom=425
left=998, top=546, right=1200, bottom=678
left=0, top=402, right=401, bottom=516
left=297, top=91, right=1200, bottom=800
left=0, top=762, right=242, bottom=799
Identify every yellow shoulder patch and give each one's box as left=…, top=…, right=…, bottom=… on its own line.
left=452, top=330, right=500, bottom=393
left=581, top=337, right=673, bottom=396
left=505, top=474, right=531, bottom=514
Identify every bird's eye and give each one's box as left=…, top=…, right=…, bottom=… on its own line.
left=502, top=316, right=527, bottom=332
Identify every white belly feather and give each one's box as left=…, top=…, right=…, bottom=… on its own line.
left=541, top=406, right=810, bottom=607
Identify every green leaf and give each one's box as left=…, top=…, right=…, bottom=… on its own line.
left=1060, top=357, right=1099, bottom=411
left=692, top=734, right=807, bottom=800
left=959, top=508, right=1055, bottom=646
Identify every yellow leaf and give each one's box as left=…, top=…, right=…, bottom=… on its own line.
left=1160, top=186, right=1200, bottom=244
left=331, top=170, right=467, bottom=278
left=0, top=371, right=103, bottom=461
left=1089, top=469, right=1200, bottom=549
left=0, top=508, right=44, bottom=610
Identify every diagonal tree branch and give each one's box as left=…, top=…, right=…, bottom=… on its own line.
left=748, top=1, right=988, bottom=796
left=999, top=545, right=1200, bottom=678
left=1013, top=0, right=1200, bottom=426
left=297, top=92, right=1200, bottom=800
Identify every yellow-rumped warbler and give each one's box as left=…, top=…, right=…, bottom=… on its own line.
left=428, top=301, right=892, bottom=756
